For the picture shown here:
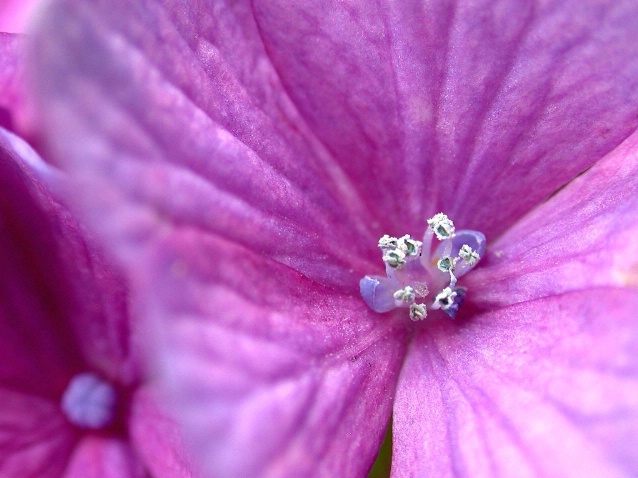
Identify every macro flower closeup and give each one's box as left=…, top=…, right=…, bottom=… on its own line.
left=9, top=0, right=638, bottom=476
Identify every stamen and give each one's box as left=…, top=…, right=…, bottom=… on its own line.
left=397, top=235, right=422, bottom=256
left=382, top=249, right=406, bottom=269
left=361, top=214, right=484, bottom=321
left=459, top=244, right=480, bottom=266
left=436, top=256, right=457, bottom=273
left=427, top=213, right=455, bottom=240
left=433, top=287, right=456, bottom=310
left=393, top=286, right=416, bottom=306
left=61, top=372, right=117, bottom=429
left=433, top=287, right=467, bottom=319
left=409, top=303, right=427, bottom=321
left=378, top=234, right=398, bottom=250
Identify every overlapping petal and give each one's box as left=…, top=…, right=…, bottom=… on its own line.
left=28, top=0, right=384, bottom=290
left=129, top=386, right=200, bottom=478
left=142, top=232, right=408, bottom=476
left=63, top=437, right=146, bottom=478
left=0, top=128, right=196, bottom=476
left=393, top=289, right=638, bottom=477
left=0, top=136, right=86, bottom=397
left=0, top=128, right=136, bottom=382
left=253, top=0, right=638, bottom=238
left=466, top=127, right=638, bottom=308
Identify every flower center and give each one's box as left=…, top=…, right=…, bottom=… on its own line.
left=61, top=372, right=117, bottom=429
left=360, top=213, right=486, bottom=320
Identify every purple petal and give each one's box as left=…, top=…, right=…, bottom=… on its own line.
left=0, top=128, right=137, bottom=384
left=27, top=0, right=381, bottom=289
left=0, top=135, right=87, bottom=396
left=393, top=288, right=638, bottom=477
left=252, top=0, right=638, bottom=238
left=466, top=128, right=638, bottom=308
left=0, top=388, right=75, bottom=477
left=360, top=275, right=400, bottom=313
left=0, top=33, right=23, bottom=131
left=63, top=436, right=146, bottom=478
left=145, top=235, right=408, bottom=477
left=129, top=386, right=202, bottom=478
left=0, top=0, right=41, bottom=33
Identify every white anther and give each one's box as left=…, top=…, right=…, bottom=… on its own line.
left=378, top=234, right=398, bottom=250
left=427, top=213, right=455, bottom=240
left=409, top=303, right=427, bottom=321
left=459, top=244, right=480, bottom=266
left=397, top=235, right=422, bottom=257
left=436, top=256, right=458, bottom=273
left=434, top=287, right=457, bottom=310
left=393, top=286, right=416, bottom=305
left=382, top=249, right=406, bottom=269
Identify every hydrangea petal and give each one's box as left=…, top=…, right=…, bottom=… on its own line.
left=466, top=127, right=638, bottom=308
left=143, top=234, right=408, bottom=477
left=0, top=388, right=75, bottom=477
left=0, top=33, right=23, bottom=131
left=253, top=0, right=638, bottom=237
left=129, top=386, right=201, bottom=478
left=394, top=288, right=638, bottom=477
left=0, top=136, right=87, bottom=396
left=63, top=436, right=146, bottom=478
left=27, top=0, right=381, bottom=289
left=0, top=128, right=137, bottom=383
left=0, top=0, right=41, bottom=33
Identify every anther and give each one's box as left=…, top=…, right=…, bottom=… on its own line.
left=397, top=235, right=422, bottom=256
left=383, top=249, right=406, bottom=269
left=409, top=303, right=427, bottom=321
left=433, top=287, right=456, bottom=310
left=436, top=256, right=457, bottom=273
left=427, top=213, right=455, bottom=240
left=459, top=244, right=480, bottom=266
left=378, top=234, right=398, bottom=250
left=393, top=286, right=416, bottom=305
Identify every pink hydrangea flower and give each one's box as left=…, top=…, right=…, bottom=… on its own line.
left=23, top=0, right=638, bottom=476
left=0, top=40, right=198, bottom=477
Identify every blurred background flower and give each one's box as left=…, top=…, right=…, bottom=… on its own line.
left=0, top=33, right=199, bottom=475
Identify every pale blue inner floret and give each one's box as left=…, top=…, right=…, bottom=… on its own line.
left=61, top=372, right=117, bottom=429
left=360, top=213, right=486, bottom=320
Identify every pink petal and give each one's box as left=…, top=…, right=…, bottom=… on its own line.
left=253, top=0, right=638, bottom=238
left=0, top=128, right=138, bottom=384
left=394, top=288, right=638, bottom=477
left=143, top=234, right=408, bottom=477
left=466, top=128, right=638, bottom=308
left=0, top=134, right=86, bottom=396
left=129, top=385, right=201, bottom=478
left=27, top=0, right=381, bottom=289
left=63, top=436, right=146, bottom=478
left=0, top=0, right=41, bottom=33
left=0, top=388, right=76, bottom=477
left=0, top=33, right=23, bottom=131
